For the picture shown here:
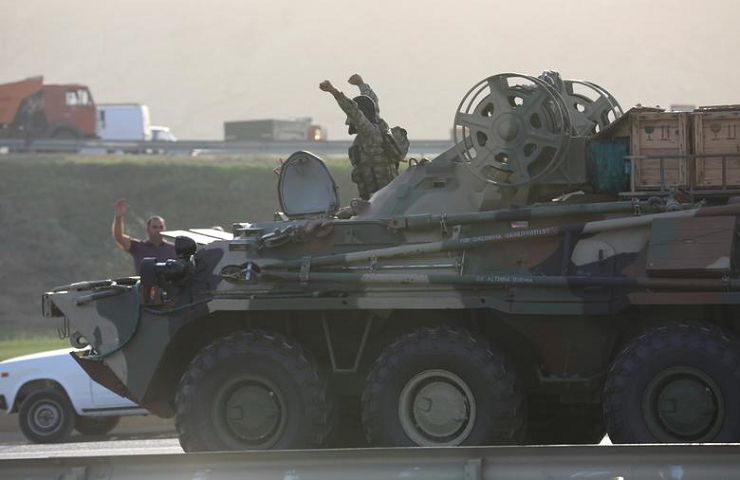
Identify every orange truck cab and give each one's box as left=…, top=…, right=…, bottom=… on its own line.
left=0, top=76, right=97, bottom=139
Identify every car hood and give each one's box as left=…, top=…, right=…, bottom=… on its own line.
left=0, top=347, right=76, bottom=366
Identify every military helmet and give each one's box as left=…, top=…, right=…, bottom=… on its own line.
left=353, top=95, right=378, bottom=124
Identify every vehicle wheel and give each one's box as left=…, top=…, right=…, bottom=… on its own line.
left=527, top=403, right=605, bottom=444
left=361, top=327, right=526, bottom=447
left=604, top=322, right=740, bottom=443
left=175, top=330, right=334, bottom=452
left=74, top=415, right=120, bottom=436
left=51, top=128, right=79, bottom=140
left=18, top=389, right=75, bottom=443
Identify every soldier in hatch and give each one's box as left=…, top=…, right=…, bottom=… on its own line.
left=320, top=74, right=398, bottom=200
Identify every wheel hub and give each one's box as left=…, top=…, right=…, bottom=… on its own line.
left=657, top=377, right=717, bottom=437
left=225, top=384, right=281, bottom=442
left=213, top=375, right=288, bottom=449
left=494, top=114, right=522, bottom=142
left=643, top=367, right=723, bottom=441
left=412, top=381, right=469, bottom=438
left=399, top=370, right=476, bottom=446
left=34, top=404, right=59, bottom=429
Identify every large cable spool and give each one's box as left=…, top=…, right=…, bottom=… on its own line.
left=576, top=79, right=623, bottom=131
left=539, top=71, right=623, bottom=136
left=453, top=73, right=572, bottom=187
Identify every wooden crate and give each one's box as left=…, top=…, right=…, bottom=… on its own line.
left=693, top=107, right=740, bottom=188
left=630, top=111, right=690, bottom=190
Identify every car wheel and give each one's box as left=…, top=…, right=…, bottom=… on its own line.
left=175, top=330, right=335, bottom=452
left=74, top=415, right=120, bottom=436
left=18, top=389, right=75, bottom=443
left=362, top=326, right=526, bottom=447
left=604, top=322, right=740, bottom=443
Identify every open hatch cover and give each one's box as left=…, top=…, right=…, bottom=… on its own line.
left=278, top=151, right=339, bottom=218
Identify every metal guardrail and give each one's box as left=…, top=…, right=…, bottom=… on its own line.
left=1, top=444, right=740, bottom=480
left=0, top=138, right=452, bottom=157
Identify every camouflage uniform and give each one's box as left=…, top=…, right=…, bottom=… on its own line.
left=333, top=85, right=397, bottom=200
left=359, top=83, right=380, bottom=114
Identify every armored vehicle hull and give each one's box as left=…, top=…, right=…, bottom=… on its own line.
left=44, top=72, right=740, bottom=451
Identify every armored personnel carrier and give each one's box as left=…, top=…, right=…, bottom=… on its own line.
left=44, top=72, right=740, bottom=450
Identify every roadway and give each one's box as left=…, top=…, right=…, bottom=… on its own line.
left=0, top=138, right=453, bottom=158
left=5, top=414, right=740, bottom=480
left=0, top=414, right=179, bottom=456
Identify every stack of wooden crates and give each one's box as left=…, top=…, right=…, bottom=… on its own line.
left=628, top=105, right=740, bottom=191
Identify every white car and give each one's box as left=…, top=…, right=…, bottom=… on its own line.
left=0, top=348, right=147, bottom=443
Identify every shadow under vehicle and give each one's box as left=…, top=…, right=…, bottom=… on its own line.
left=43, top=71, right=740, bottom=451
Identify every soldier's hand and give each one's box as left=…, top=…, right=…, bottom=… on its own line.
left=114, top=198, right=127, bottom=217
left=319, top=80, right=335, bottom=92
left=348, top=74, right=363, bottom=86
left=272, top=157, right=284, bottom=176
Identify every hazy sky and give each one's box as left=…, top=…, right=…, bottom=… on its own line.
left=2, top=0, right=739, bottom=140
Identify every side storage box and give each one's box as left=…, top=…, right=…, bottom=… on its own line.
left=646, top=216, right=736, bottom=277
left=693, top=106, right=740, bottom=188
left=586, top=138, right=630, bottom=194
left=631, top=111, right=690, bottom=190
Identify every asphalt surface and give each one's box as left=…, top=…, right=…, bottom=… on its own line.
left=0, top=411, right=613, bottom=459
left=0, top=414, right=182, bottom=458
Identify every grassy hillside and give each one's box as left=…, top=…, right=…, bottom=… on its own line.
left=0, top=336, right=70, bottom=361
left=0, top=154, right=354, bottom=337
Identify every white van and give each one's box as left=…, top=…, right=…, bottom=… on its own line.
left=96, top=104, right=152, bottom=141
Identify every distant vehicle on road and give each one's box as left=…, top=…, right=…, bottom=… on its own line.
left=96, top=105, right=178, bottom=154
left=96, top=103, right=152, bottom=141
left=224, top=117, right=325, bottom=142
left=148, top=125, right=180, bottom=154
left=0, top=348, right=147, bottom=443
left=0, top=76, right=97, bottom=140
left=151, top=125, right=177, bottom=142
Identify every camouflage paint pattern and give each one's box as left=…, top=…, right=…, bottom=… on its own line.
left=41, top=71, right=740, bottom=449
left=43, top=193, right=740, bottom=410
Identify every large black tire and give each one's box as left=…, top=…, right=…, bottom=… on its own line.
left=361, top=327, right=526, bottom=447
left=604, top=322, right=740, bottom=443
left=74, top=415, right=120, bottom=436
left=527, top=402, right=605, bottom=445
left=175, top=330, right=334, bottom=452
left=18, top=389, right=75, bottom=443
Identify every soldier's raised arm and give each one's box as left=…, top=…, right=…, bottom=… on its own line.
left=348, top=74, right=379, bottom=113
left=320, top=80, right=377, bottom=137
